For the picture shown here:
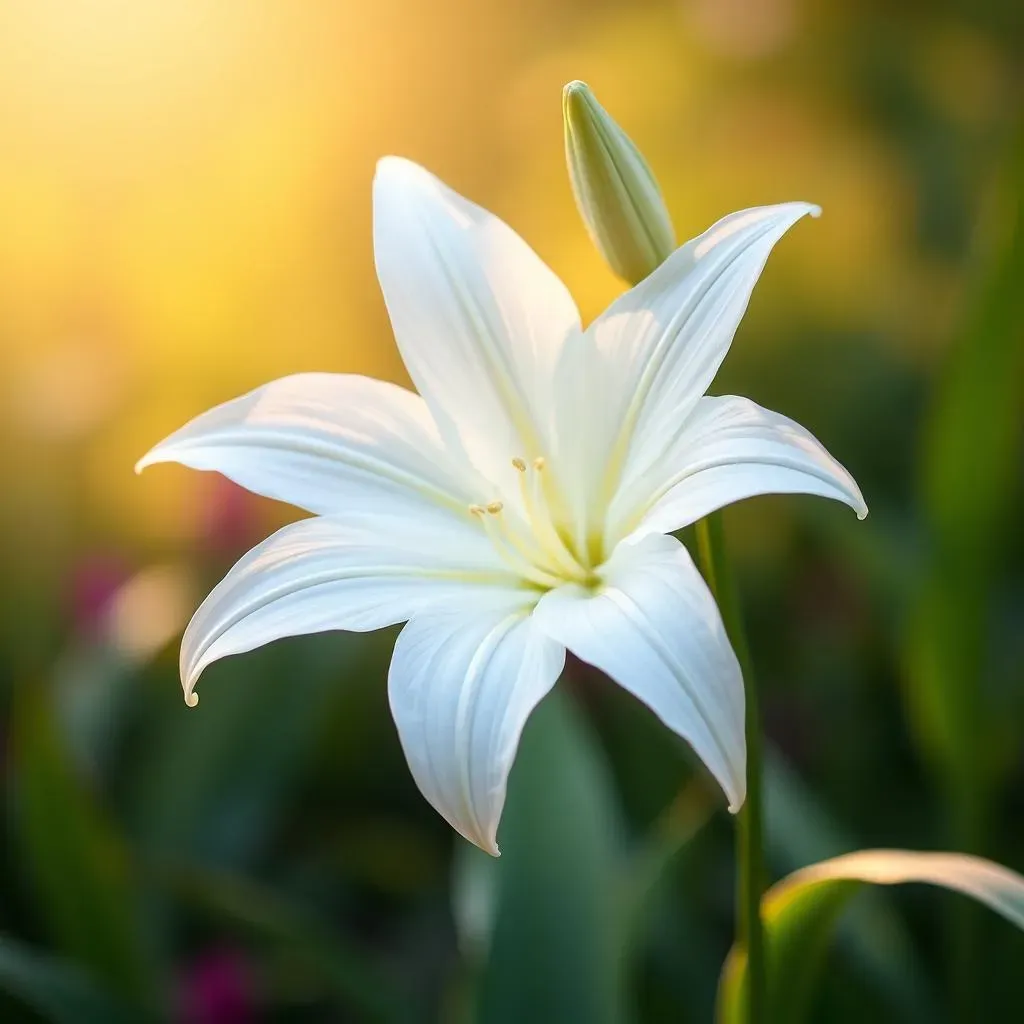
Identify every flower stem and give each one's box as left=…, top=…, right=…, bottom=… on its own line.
left=695, top=512, right=766, bottom=1024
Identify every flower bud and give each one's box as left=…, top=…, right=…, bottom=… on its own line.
left=562, top=80, right=676, bottom=284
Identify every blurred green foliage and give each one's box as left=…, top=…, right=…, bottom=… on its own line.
left=0, top=0, right=1022, bottom=1021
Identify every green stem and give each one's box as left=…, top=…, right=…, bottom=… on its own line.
left=695, top=513, right=766, bottom=1024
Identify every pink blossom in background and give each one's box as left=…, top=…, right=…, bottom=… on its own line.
left=67, top=553, right=131, bottom=641
left=179, top=948, right=257, bottom=1024
left=194, top=474, right=264, bottom=557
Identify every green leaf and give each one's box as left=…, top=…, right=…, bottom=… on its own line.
left=903, top=124, right=1024, bottom=1019
left=906, top=128, right=1024, bottom=798
left=474, top=688, right=626, bottom=1024
left=763, top=752, right=935, bottom=1021
left=0, top=936, right=137, bottom=1024
left=717, top=849, right=1024, bottom=1024
left=8, top=682, right=160, bottom=1013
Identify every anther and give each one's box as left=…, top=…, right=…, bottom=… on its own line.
left=485, top=501, right=504, bottom=515
left=511, top=457, right=527, bottom=472
left=533, top=457, right=546, bottom=471
left=469, top=504, right=486, bottom=516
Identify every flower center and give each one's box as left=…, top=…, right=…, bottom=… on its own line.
left=469, top=457, right=595, bottom=590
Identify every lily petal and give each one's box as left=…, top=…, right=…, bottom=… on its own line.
left=612, top=395, right=867, bottom=542
left=388, top=602, right=565, bottom=855
left=534, top=533, right=745, bottom=810
left=555, top=203, right=818, bottom=547
left=180, top=510, right=518, bottom=705
left=373, top=157, right=581, bottom=483
left=137, top=373, right=473, bottom=518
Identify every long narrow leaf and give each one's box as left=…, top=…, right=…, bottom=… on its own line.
left=906, top=126, right=1024, bottom=822
left=475, top=688, right=626, bottom=1024
left=717, top=849, right=1024, bottom=1023
left=763, top=752, right=935, bottom=1020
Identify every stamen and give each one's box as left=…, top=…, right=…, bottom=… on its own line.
left=473, top=502, right=563, bottom=589
left=471, top=459, right=596, bottom=589
left=489, top=502, right=556, bottom=569
left=515, top=457, right=590, bottom=583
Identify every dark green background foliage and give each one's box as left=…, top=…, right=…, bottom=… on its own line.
left=0, top=0, right=1021, bottom=1020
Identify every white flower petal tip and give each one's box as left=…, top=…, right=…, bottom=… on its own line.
left=374, top=155, right=433, bottom=186
left=131, top=374, right=473, bottom=518
left=388, top=609, right=565, bottom=858
left=534, top=534, right=746, bottom=812
left=477, top=833, right=502, bottom=859
left=373, top=157, right=455, bottom=213
left=134, top=444, right=167, bottom=474
left=174, top=513, right=524, bottom=722
left=611, top=395, right=869, bottom=542
left=689, top=201, right=819, bottom=262
left=184, top=689, right=199, bottom=708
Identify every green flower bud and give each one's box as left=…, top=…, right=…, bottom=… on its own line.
left=562, top=80, right=676, bottom=285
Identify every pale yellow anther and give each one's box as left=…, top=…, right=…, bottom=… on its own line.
left=486, top=501, right=504, bottom=515
left=533, top=457, right=546, bottom=471
left=511, top=457, right=527, bottom=472
left=469, top=504, right=486, bottom=516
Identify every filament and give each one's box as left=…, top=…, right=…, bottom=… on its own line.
left=470, top=505, right=563, bottom=590
left=467, top=456, right=597, bottom=590
left=513, top=458, right=590, bottom=583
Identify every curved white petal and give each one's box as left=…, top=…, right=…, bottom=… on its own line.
left=373, top=157, right=581, bottom=484
left=534, top=533, right=745, bottom=810
left=388, top=603, right=564, bottom=855
left=553, top=203, right=818, bottom=548
left=180, top=510, right=519, bottom=704
left=611, top=395, right=867, bottom=541
left=137, top=373, right=474, bottom=518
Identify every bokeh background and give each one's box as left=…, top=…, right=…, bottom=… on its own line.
left=0, top=1, right=1022, bottom=1021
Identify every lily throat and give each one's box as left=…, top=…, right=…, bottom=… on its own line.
left=469, top=456, right=598, bottom=591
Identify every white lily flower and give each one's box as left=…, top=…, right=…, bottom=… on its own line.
left=137, top=157, right=866, bottom=855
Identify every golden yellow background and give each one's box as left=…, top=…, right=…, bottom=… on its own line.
left=2, top=0, right=1002, bottom=558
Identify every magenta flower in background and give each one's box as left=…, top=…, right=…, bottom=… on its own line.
left=179, top=948, right=257, bottom=1024
left=68, top=553, right=131, bottom=641
left=194, top=474, right=265, bottom=557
